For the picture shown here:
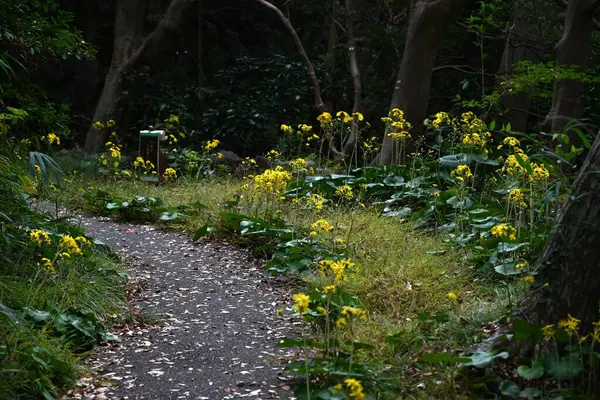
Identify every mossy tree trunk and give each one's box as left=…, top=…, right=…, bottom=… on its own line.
left=517, top=133, right=600, bottom=333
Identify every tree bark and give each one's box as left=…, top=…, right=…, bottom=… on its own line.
left=497, top=2, right=545, bottom=132
left=254, top=0, right=327, bottom=113
left=517, top=132, right=600, bottom=335
left=342, top=0, right=363, bottom=157
left=373, top=0, right=471, bottom=165
left=545, top=0, right=600, bottom=138
left=197, top=0, right=205, bottom=86
left=84, top=0, right=195, bottom=153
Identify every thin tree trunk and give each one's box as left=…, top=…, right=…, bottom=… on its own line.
left=84, top=0, right=195, bottom=153
left=254, top=0, right=327, bottom=113
left=342, top=0, right=363, bottom=157
left=497, top=2, right=545, bottom=132
left=516, top=132, right=600, bottom=337
left=323, top=0, right=338, bottom=108
left=373, top=0, right=471, bottom=165
left=545, top=0, right=600, bottom=140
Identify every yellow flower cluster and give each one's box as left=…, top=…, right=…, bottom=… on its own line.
left=133, top=156, right=155, bottom=172
left=558, top=314, right=581, bottom=336
left=317, top=112, right=333, bottom=127
left=363, top=136, right=379, bottom=154
left=290, top=158, right=308, bottom=171
left=460, top=112, right=484, bottom=133
left=47, top=133, right=60, bottom=145
left=40, top=257, right=55, bottom=274
left=323, top=285, right=336, bottom=294
left=490, top=224, right=517, bottom=241
left=292, top=292, right=310, bottom=314
left=298, top=124, right=313, bottom=133
left=462, top=132, right=488, bottom=148
left=319, top=258, right=358, bottom=284
left=59, top=235, right=82, bottom=256
left=335, top=184, right=354, bottom=200
left=382, top=108, right=412, bottom=140
left=253, top=167, right=292, bottom=195
left=266, top=150, right=280, bottom=160
left=542, top=324, right=555, bottom=339
left=336, top=111, right=353, bottom=124
left=341, top=306, right=367, bottom=320
left=163, top=168, right=177, bottom=180
left=431, top=111, right=453, bottom=129
left=280, top=124, right=294, bottom=134
left=93, top=121, right=105, bottom=130
left=204, top=139, right=220, bottom=152
left=450, top=165, right=473, bottom=182
left=106, top=119, right=116, bottom=128
left=306, top=193, right=324, bottom=212
left=305, top=133, right=320, bottom=147
left=352, top=112, right=364, bottom=121
left=311, top=219, right=334, bottom=233
left=343, top=379, right=366, bottom=400
left=530, top=163, right=550, bottom=182
left=509, top=188, right=527, bottom=208
left=30, top=229, right=51, bottom=246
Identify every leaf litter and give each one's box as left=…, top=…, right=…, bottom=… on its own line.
left=61, top=214, right=299, bottom=399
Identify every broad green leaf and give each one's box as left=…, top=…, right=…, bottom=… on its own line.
left=544, top=353, right=582, bottom=380
left=513, top=319, right=540, bottom=340
left=462, top=351, right=508, bottom=368
left=517, top=358, right=544, bottom=379
left=499, top=380, right=520, bottom=397
left=518, top=387, right=542, bottom=398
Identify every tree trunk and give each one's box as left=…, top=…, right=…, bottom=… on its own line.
left=197, top=0, right=205, bottom=86
left=84, top=0, right=195, bottom=153
left=342, top=0, right=363, bottom=158
left=497, top=2, right=545, bottom=132
left=517, top=133, right=600, bottom=335
left=373, top=0, right=471, bottom=165
left=545, top=0, right=600, bottom=138
left=254, top=0, right=327, bottom=113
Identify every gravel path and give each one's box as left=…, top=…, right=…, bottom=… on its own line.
left=64, top=214, right=298, bottom=400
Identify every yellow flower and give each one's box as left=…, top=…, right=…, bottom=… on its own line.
left=204, top=139, right=220, bottom=152
left=447, top=292, right=458, bottom=301
left=34, top=165, right=41, bottom=174
left=47, top=133, right=60, bottom=145
left=253, top=167, right=292, bottom=196
left=217, top=152, right=223, bottom=159
left=336, top=111, right=353, bottom=124
left=558, top=314, right=581, bottom=335
left=311, top=219, right=334, bottom=233
left=509, top=188, right=527, bottom=207
left=341, top=306, right=367, bottom=320
left=310, top=231, right=318, bottom=237
left=334, top=238, right=345, bottom=245
left=163, top=167, right=177, bottom=180
left=352, top=112, right=364, bottom=121
left=450, top=165, right=473, bottom=182
left=292, top=292, right=310, bottom=314
left=431, top=112, right=452, bottom=128
left=323, top=285, right=336, bottom=294
left=462, top=133, right=486, bottom=148
left=336, top=184, right=354, bottom=200
left=280, top=124, right=294, bottom=134
left=298, top=124, right=313, bottom=133
left=290, top=158, right=308, bottom=171
left=306, top=193, right=324, bottom=212
left=30, top=229, right=51, bottom=246
left=515, top=261, right=528, bottom=271
left=59, top=235, right=82, bottom=256
left=344, top=379, right=365, bottom=400
left=542, top=324, right=555, bottom=339
left=266, top=150, right=280, bottom=160
left=490, top=224, right=517, bottom=241
left=106, top=119, right=116, bottom=128
left=40, top=257, right=55, bottom=274
left=336, top=318, right=347, bottom=329
left=432, top=191, right=440, bottom=199
left=503, top=136, right=521, bottom=147
left=317, top=112, right=333, bottom=127
left=93, top=121, right=105, bottom=130
left=530, top=163, right=550, bottom=182
left=75, top=236, right=92, bottom=247
left=113, top=161, right=119, bottom=168
left=316, top=306, right=328, bottom=315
